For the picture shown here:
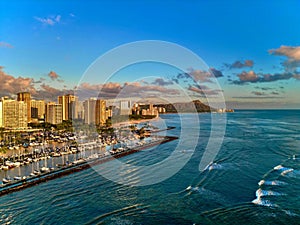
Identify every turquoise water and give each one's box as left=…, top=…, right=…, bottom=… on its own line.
left=0, top=110, right=300, bottom=224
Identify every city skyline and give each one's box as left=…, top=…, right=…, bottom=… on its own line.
left=0, top=92, right=164, bottom=129
left=1, top=1, right=300, bottom=109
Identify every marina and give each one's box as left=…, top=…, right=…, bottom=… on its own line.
left=0, top=134, right=178, bottom=196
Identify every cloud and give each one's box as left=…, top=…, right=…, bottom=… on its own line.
left=188, top=84, right=222, bottom=96
left=225, top=60, right=254, bottom=69
left=0, top=67, right=71, bottom=101
left=48, top=71, right=59, bottom=80
left=188, top=69, right=212, bottom=82
left=35, top=84, right=73, bottom=101
left=0, top=41, right=13, bottom=48
left=271, top=91, right=279, bottom=95
left=76, top=81, right=180, bottom=100
left=232, top=70, right=294, bottom=84
left=0, top=67, right=36, bottom=96
left=174, top=68, right=223, bottom=84
left=254, top=86, right=274, bottom=91
left=209, top=68, right=224, bottom=78
left=151, top=78, right=173, bottom=86
left=269, top=45, right=300, bottom=61
left=251, top=91, right=266, bottom=96
left=34, top=15, right=62, bottom=26
left=269, top=45, right=300, bottom=72
left=236, top=70, right=259, bottom=83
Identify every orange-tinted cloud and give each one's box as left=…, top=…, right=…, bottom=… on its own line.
left=0, top=67, right=36, bottom=96
left=225, top=60, right=254, bottom=69
left=76, top=81, right=180, bottom=100
left=48, top=71, right=59, bottom=80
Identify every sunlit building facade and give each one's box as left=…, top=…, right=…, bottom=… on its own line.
left=58, top=94, right=78, bottom=121
left=95, top=99, right=106, bottom=126
left=17, top=92, right=31, bottom=123
left=2, top=99, right=28, bottom=129
left=45, top=102, right=62, bottom=125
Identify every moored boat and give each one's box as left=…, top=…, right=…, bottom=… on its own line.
left=2, top=178, right=12, bottom=184
left=40, top=167, right=50, bottom=173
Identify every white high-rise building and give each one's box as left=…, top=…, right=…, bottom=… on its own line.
left=120, top=100, right=132, bottom=115
left=83, top=98, right=97, bottom=124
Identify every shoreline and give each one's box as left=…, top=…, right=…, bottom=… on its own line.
left=0, top=117, right=159, bottom=158
left=0, top=135, right=178, bottom=196
left=111, top=117, right=160, bottom=128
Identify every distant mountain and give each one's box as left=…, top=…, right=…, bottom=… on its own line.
left=154, top=100, right=211, bottom=113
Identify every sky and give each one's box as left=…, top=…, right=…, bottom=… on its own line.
left=0, top=0, right=300, bottom=108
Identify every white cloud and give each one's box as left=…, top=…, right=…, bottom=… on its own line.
left=34, top=15, right=62, bottom=26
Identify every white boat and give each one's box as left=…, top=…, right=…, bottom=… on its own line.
left=2, top=178, right=12, bottom=184
left=5, top=161, right=14, bottom=168
left=14, top=176, right=22, bottom=181
left=27, top=158, right=33, bottom=163
left=40, top=167, right=50, bottom=173
left=33, top=170, right=41, bottom=175
left=13, top=162, right=21, bottom=167
left=73, top=158, right=85, bottom=164
left=52, top=152, right=61, bottom=157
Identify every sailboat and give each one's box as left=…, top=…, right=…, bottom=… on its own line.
left=2, top=169, right=12, bottom=184
left=29, top=162, right=36, bottom=177
left=40, top=150, right=50, bottom=173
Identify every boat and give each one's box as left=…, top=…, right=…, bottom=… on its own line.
left=29, top=172, right=36, bottom=177
left=33, top=170, right=41, bottom=175
left=5, top=161, right=15, bottom=169
left=73, top=158, right=85, bottom=165
left=52, top=152, right=61, bottom=157
left=13, top=162, right=21, bottom=167
left=14, top=176, right=22, bottom=181
left=2, top=178, right=12, bottom=184
left=40, top=167, right=50, bottom=173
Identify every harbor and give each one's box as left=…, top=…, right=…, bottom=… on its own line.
left=0, top=124, right=178, bottom=196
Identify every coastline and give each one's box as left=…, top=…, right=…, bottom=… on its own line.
left=111, top=117, right=160, bottom=128
left=0, top=117, right=159, bottom=158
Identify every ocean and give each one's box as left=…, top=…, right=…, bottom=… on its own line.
left=0, top=110, right=300, bottom=225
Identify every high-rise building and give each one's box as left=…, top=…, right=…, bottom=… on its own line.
left=31, top=100, right=45, bottom=119
left=17, top=92, right=31, bottom=123
left=0, top=100, right=3, bottom=128
left=77, top=101, right=84, bottom=120
left=120, top=100, right=132, bottom=115
left=2, top=99, right=27, bottom=129
left=45, top=102, right=62, bottom=125
left=95, top=99, right=106, bottom=126
left=83, top=98, right=97, bottom=124
left=58, top=94, right=78, bottom=120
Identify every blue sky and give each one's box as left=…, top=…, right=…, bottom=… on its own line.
left=0, top=0, right=300, bottom=108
